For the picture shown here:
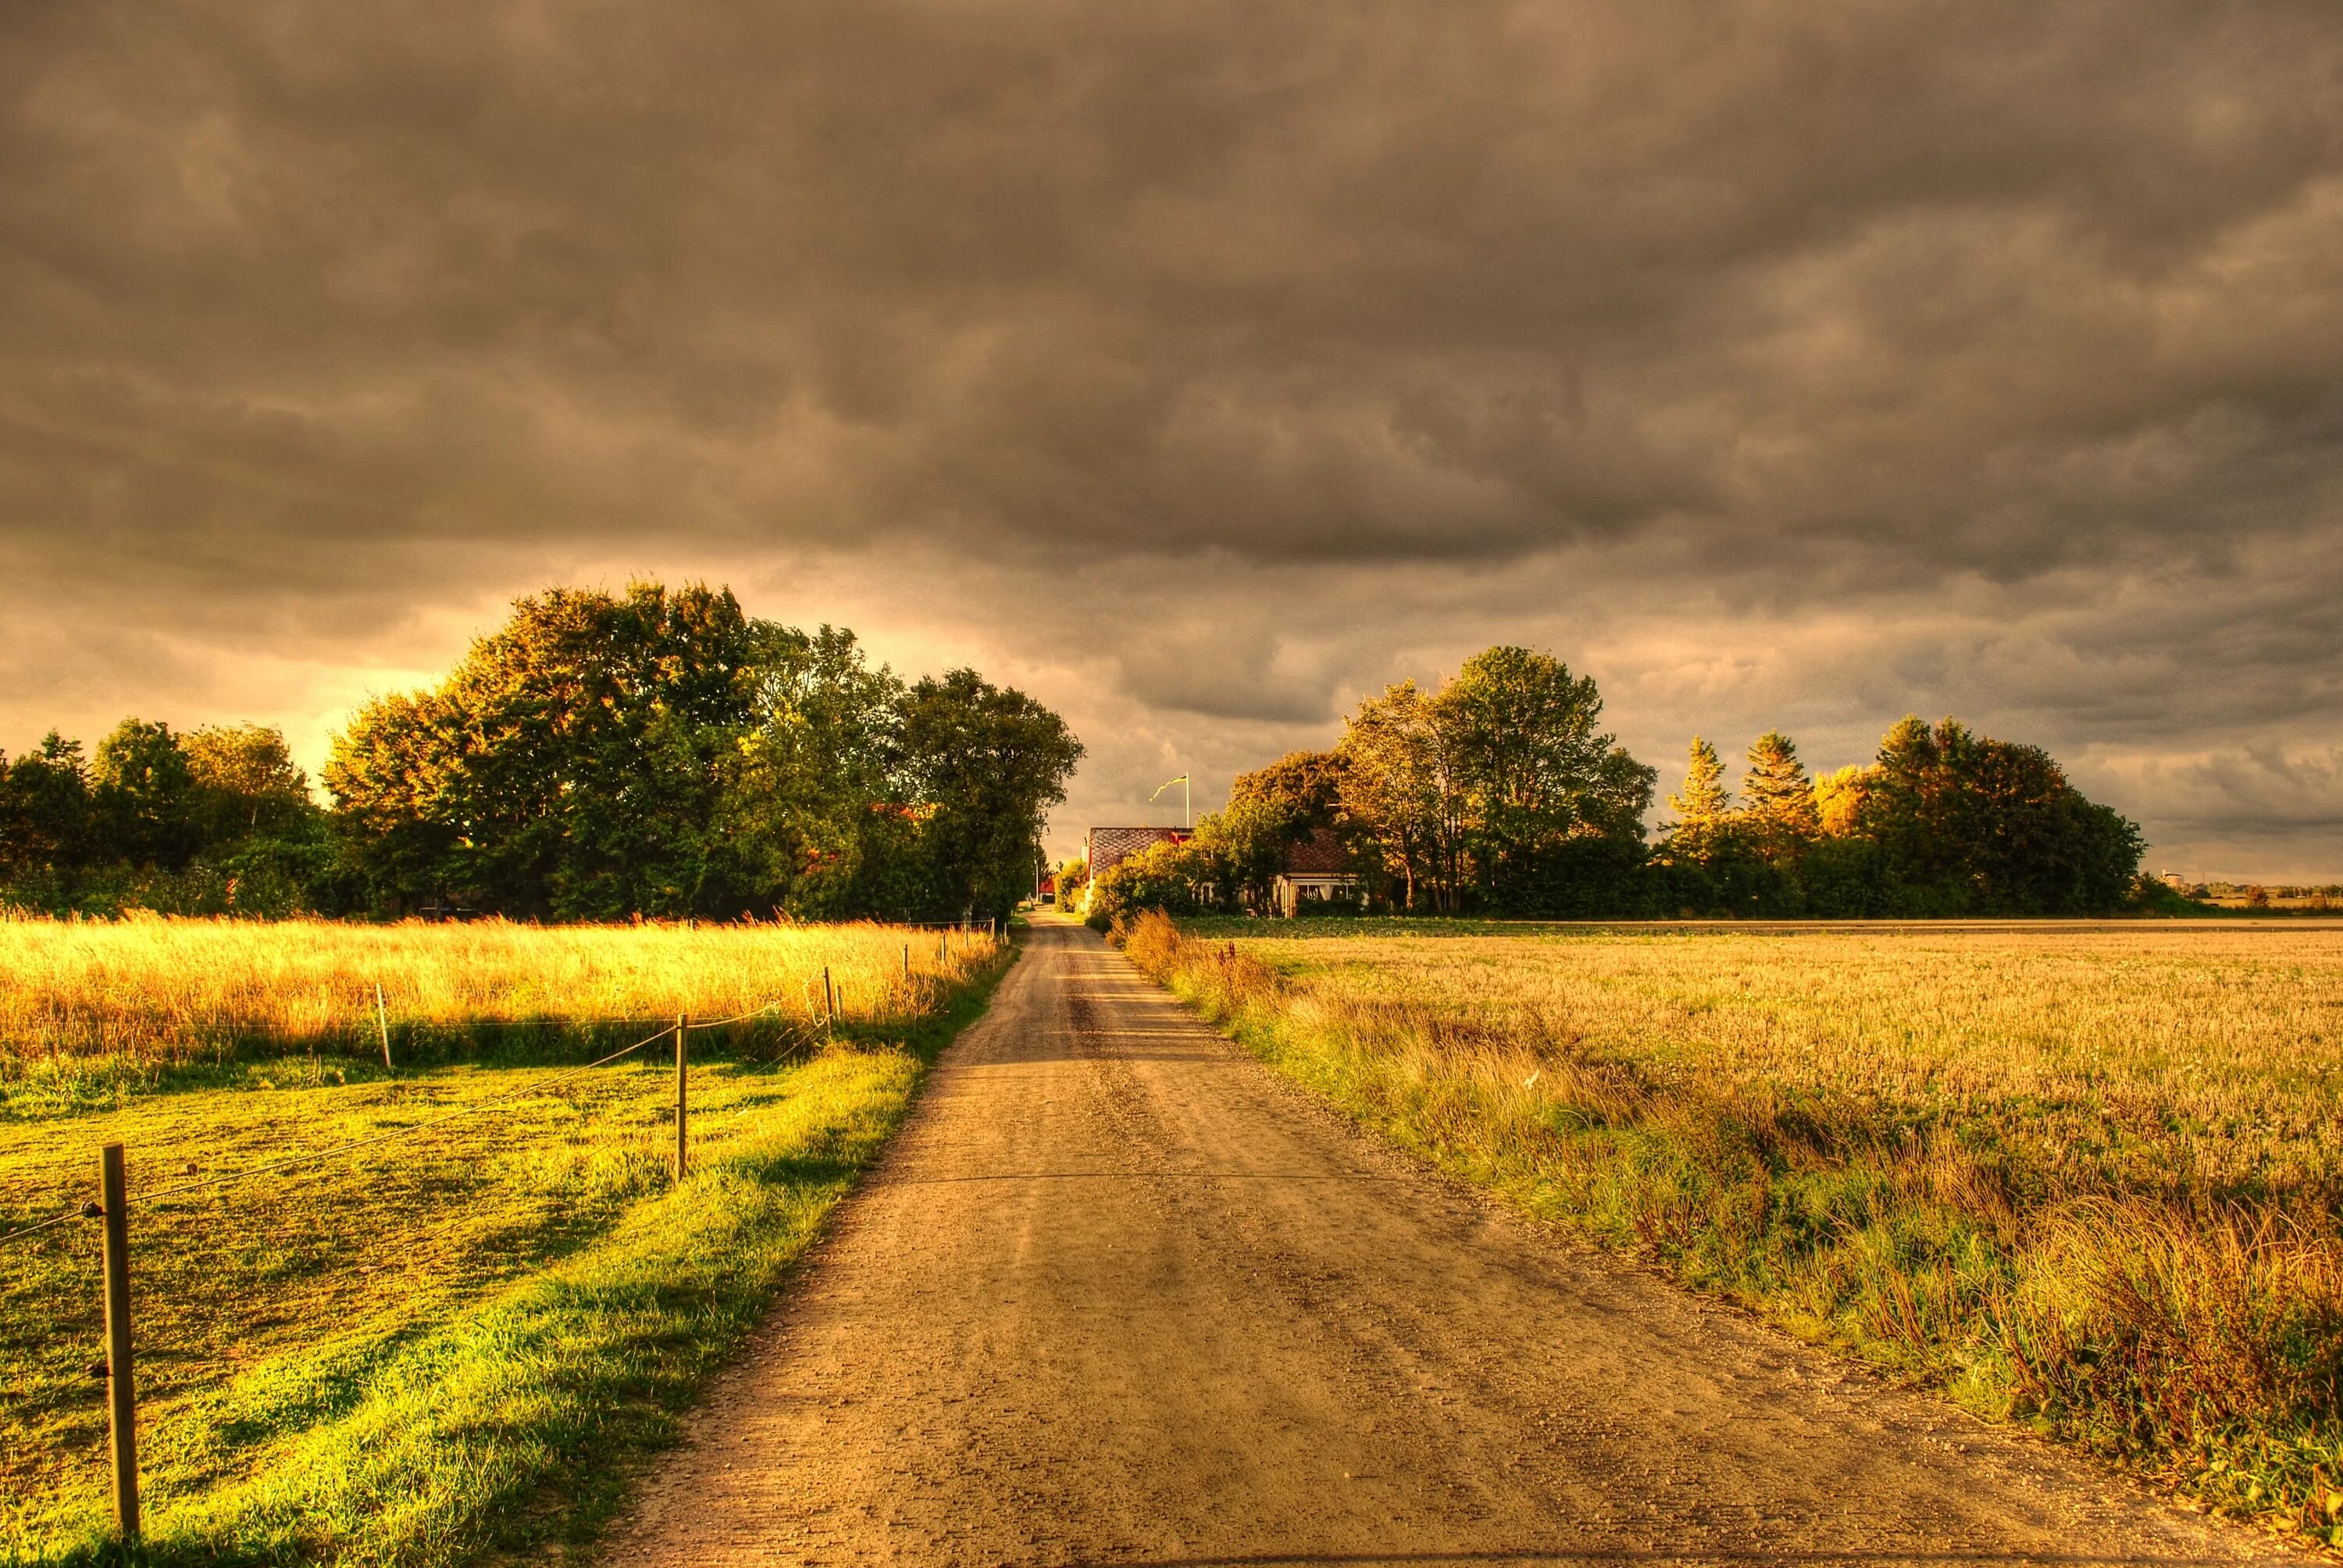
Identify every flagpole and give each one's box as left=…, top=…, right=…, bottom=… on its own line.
left=1150, top=773, right=1192, bottom=830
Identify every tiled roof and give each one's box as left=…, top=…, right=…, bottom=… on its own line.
left=1282, top=829, right=1353, bottom=875
left=1087, top=827, right=1191, bottom=878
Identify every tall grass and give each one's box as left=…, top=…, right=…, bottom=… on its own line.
left=1123, top=913, right=2343, bottom=1545
left=0, top=915, right=999, bottom=1108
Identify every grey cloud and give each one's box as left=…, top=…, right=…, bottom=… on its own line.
left=3, top=0, right=2341, bottom=871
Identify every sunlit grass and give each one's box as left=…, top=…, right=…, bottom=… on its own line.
left=0, top=914, right=996, bottom=1112
left=1135, top=914, right=2343, bottom=1547
left=0, top=920, right=1010, bottom=1566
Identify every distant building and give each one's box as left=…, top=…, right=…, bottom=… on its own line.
left=1086, top=826, right=1193, bottom=882
left=1271, top=830, right=1360, bottom=918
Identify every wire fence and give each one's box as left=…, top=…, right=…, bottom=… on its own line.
left=0, top=1005, right=777, bottom=1250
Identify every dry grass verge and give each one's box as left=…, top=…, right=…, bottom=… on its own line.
left=1120, top=911, right=2343, bottom=1548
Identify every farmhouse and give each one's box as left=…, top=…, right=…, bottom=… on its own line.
left=1086, top=826, right=1193, bottom=882
left=1271, top=830, right=1360, bottom=917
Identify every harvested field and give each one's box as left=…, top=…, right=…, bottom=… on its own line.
left=1131, top=914, right=2343, bottom=1546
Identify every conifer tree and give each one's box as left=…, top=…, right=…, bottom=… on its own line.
left=1741, top=730, right=1820, bottom=862
left=1667, top=736, right=1731, bottom=825
left=1658, top=736, right=1737, bottom=881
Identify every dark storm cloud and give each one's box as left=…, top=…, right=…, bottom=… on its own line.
left=4, top=0, right=2341, bottom=870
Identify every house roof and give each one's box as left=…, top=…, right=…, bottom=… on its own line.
left=1086, top=826, right=1192, bottom=878
left=1281, top=829, right=1353, bottom=875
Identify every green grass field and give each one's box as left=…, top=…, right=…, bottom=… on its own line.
left=0, top=925, right=1011, bottom=1566
left=1131, top=914, right=2343, bottom=1548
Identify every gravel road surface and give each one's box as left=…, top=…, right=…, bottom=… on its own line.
left=601, top=914, right=2300, bottom=1567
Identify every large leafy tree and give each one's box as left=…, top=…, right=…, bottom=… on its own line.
left=1336, top=680, right=1457, bottom=911
left=1229, top=750, right=1346, bottom=832
left=1444, top=649, right=1612, bottom=825
left=330, top=586, right=1082, bottom=921
left=329, top=583, right=761, bottom=918
left=1217, top=749, right=1351, bottom=910
left=1831, top=716, right=2142, bottom=914
left=326, top=688, right=470, bottom=910
left=92, top=718, right=201, bottom=870
left=184, top=723, right=313, bottom=840
left=1332, top=649, right=1652, bottom=914
left=1439, top=647, right=1653, bottom=911
left=896, top=669, right=1084, bottom=920
left=1179, top=799, right=1297, bottom=912
left=715, top=625, right=907, bottom=916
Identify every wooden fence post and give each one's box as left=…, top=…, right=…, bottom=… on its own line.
left=673, top=1014, right=688, bottom=1181
left=903, top=943, right=910, bottom=975
left=374, top=982, right=394, bottom=1071
left=823, top=967, right=835, bottom=1025
left=97, top=1142, right=139, bottom=1542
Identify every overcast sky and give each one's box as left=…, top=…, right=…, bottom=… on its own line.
left=5, top=1, right=2341, bottom=876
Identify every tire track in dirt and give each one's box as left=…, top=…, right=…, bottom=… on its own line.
left=597, top=916, right=2307, bottom=1567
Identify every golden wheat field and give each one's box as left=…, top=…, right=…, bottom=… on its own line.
left=0, top=914, right=1001, bottom=1079
left=1141, top=917, right=2343, bottom=1541
left=1226, top=922, right=2343, bottom=1205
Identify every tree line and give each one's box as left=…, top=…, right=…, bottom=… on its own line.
left=1081, top=645, right=2153, bottom=921
left=0, top=722, right=330, bottom=917
left=1, top=583, right=1082, bottom=922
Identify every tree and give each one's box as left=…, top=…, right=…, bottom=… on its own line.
left=326, top=689, right=470, bottom=911
left=1, top=722, right=352, bottom=914
left=1219, top=749, right=1349, bottom=909
left=0, top=734, right=91, bottom=878
left=1334, top=650, right=1652, bottom=915
left=1191, top=797, right=1307, bottom=911
left=1802, top=765, right=1887, bottom=916
left=1840, top=716, right=2142, bottom=914
left=184, top=724, right=312, bottom=839
left=1656, top=736, right=1767, bottom=914
left=1813, top=764, right=1871, bottom=837
left=897, top=669, right=1084, bottom=921
left=1440, top=646, right=1653, bottom=911
left=92, top=718, right=199, bottom=870
left=327, top=582, right=762, bottom=918
left=1667, top=738, right=1731, bottom=829
left=1739, top=731, right=1820, bottom=865
left=1336, top=681, right=1454, bottom=911
left=326, top=581, right=1083, bottom=921
left=716, top=625, right=906, bottom=917
left=1086, top=836, right=1214, bottom=924
left=1229, top=750, right=1346, bottom=832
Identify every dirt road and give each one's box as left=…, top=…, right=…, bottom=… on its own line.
left=603, top=915, right=2298, bottom=1566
